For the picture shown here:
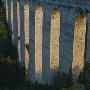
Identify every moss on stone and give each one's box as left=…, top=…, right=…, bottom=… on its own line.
left=76, top=8, right=85, bottom=17
left=83, top=61, right=90, bottom=89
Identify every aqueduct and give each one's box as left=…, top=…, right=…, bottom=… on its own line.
left=2, top=0, right=90, bottom=86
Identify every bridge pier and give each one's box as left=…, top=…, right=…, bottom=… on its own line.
left=3, top=0, right=6, bottom=10
left=19, top=0, right=25, bottom=66
left=13, top=0, right=18, bottom=64
left=7, top=0, right=12, bottom=33
left=42, top=6, right=52, bottom=85
left=85, top=13, right=90, bottom=90
left=28, top=3, right=35, bottom=83
left=59, top=8, right=75, bottom=75
left=86, top=13, right=90, bottom=64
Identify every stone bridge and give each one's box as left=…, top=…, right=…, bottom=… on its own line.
left=2, top=0, right=90, bottom=86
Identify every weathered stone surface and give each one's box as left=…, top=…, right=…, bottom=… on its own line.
left=3, top=0, right=90, bottom=87
left=59, top=8, right=75, bottom=74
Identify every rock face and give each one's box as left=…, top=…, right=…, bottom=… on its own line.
left=2, top=0, right=90, bottom=87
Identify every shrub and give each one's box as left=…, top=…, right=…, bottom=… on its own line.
left=53, top=72, right=72, bottom=89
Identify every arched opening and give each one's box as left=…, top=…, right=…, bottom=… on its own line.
left=50, top=8, right=60, bottom=81
left=17, top=1, right=20, bottom=63
left=35, top=4, right=43, bottom=83
left=6, top=0, right=8, bottom=20
left=72, top=15, right=87, bottom=80
left=24, top=2, right=29, bottom=74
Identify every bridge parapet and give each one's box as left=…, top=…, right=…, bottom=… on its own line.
left=30, top=0, right=90, bottom=13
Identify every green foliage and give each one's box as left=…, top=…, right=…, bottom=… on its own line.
left=63, top=83, right=84, bottom=90
left=76, top=8, right=85, bottom=17
left=77, top=71, right=85, bottom=85
left=0, top=59, right=19, bottom=87
left=53, top=72, right=72, bottom=89
left=74, top=61, right=90, bottom=88
left=83, top=61, right=90, bottom=88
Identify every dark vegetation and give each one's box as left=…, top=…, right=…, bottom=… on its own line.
left=0, top=0, right=19, bottom=88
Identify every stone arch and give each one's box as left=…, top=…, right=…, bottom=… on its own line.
left=35, top=4, right=43, bottom=83
left=24, top=1, right=29, bottom=74
left=50, top=8, right=60, bottom=81
left=72, top=15, right=87, bottom=80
